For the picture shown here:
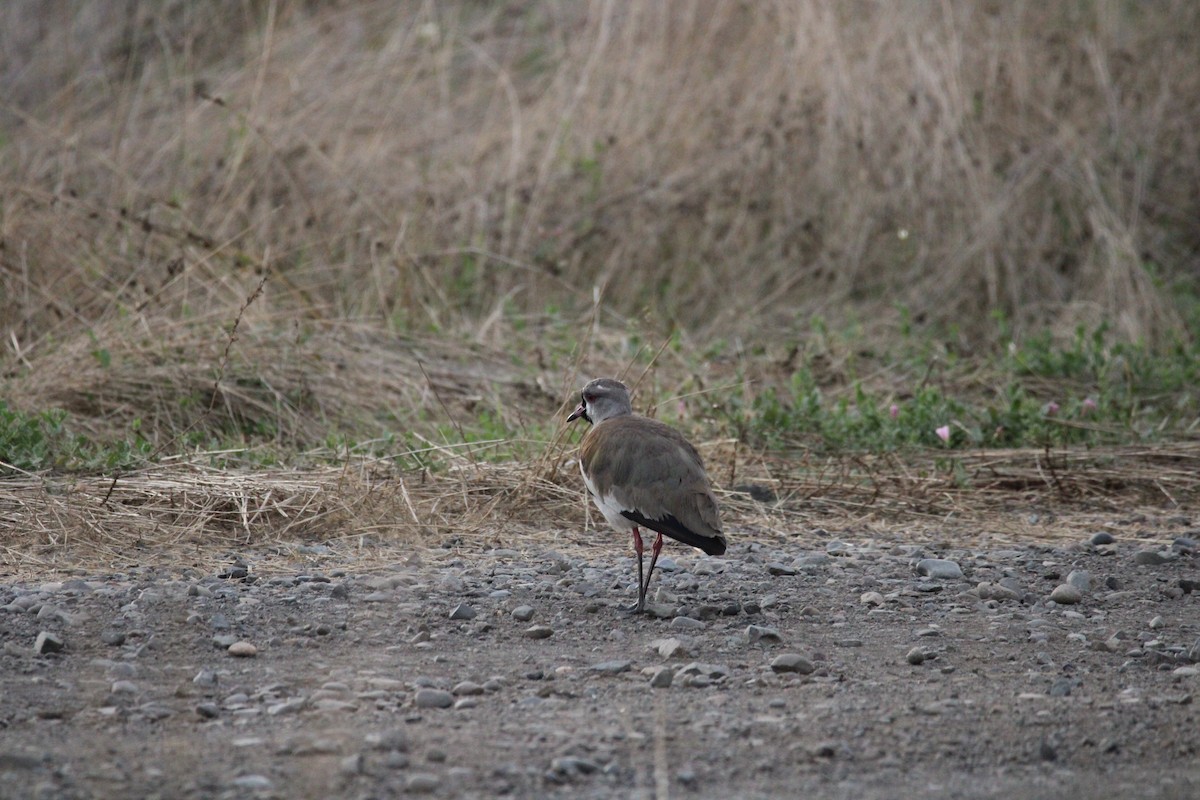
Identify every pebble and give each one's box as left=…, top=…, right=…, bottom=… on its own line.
left=1065, top=570, right=1091, bottom=593
left=915, top=559, right=963, bottom=579
left=1172, top=536, right=1197, bottom=553
left=652, top=637, right=690, bottom=659
left=452, top=681, right=484, bottom=696
left=110, top=680, right=139, bottom=695
left=1133, top=550, right=1171, bottom=566
left=905, top=647, right=926, bottom=665
left=1089, top=532, right=1116, bottom=545
left=767, top=563, right=797, bottom=576
left=770, top=653, right=815, bottom=674
left=649, top=667, right=674, bottom=688
left=231, top=775, right=272, bottom=790
left=1049, top=584, right=1083, bottom=605
left=227, top=641, right=258, bottom=658
left=511, top=605, right=535, bottom=622
left=524, top=625, right=554, bottom=640
left=643, top=603, right=676, bottom=619
left=268, top=698, right=308, bottom=715
left=860, top=591, right=885, bottom=606
left=406, top=773, right=441, bottom=793
left=976, top=582, right=1020, bottom=601
left=589, top=660, right=632, bottom=675
left=369, top=729, right=410, bottom=752
left=550, top=756, right=600, bottom=777
left=34, top=631, right=64, bottom=655
left=414, top=689, right=454, bottom=709
left=670, top=616, right=706, bottom=631
left=449, top=603, right=477, bottom=621
left=746, top=625, right=782, bottom=643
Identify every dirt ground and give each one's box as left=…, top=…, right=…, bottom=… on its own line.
left=2, top=517, right=1198, bottom=800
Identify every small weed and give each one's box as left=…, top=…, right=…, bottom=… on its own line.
left=0, top=400, right=152, bottom=474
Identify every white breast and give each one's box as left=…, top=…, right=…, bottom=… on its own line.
left=580, top=460, right=637, bottom=533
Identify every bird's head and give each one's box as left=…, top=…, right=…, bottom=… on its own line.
left=567, top=377, right=633, bottom=426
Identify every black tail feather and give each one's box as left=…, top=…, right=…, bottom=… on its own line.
left=621, top=510, right=726, bottom=556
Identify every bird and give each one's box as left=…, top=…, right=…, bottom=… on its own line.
left=567, top=377, right=726, bottom=613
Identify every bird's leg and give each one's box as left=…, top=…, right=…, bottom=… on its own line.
left=631, top=527, right=646, bottom=613
left=640, top=532, right=664, bottom=607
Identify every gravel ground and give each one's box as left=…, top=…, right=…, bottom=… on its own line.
left=2, top=523, right=1198, bottom=800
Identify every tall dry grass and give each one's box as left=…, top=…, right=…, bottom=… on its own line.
left=2, top=0, right=1197, bottom=358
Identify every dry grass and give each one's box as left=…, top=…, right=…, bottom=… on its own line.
left=4, top=436, right=1198, bottom=576
left=3, top=1, right=1197, bottom=349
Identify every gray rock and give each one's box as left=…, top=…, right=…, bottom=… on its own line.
left=34, top=631, right=64, bottom=655
left=414, top=689, right=454, bottom=709
left=452, top=681, right=484, bottom=696
left=369, top=729, right=410, bottom=752
left=227, top=641, right=258, bottom=658
left=860, top=591, right=885, bottom=606
left=643, top=603, right=676, bottom=619
left=677, top=662, right=731, bottom=685
left=977, top=582, right=1020, bottom=602
left=339, top=754, right=363, bottom=775
left=511, top=605, right=535, bottom=622
left=551, top=756, right=600, bottom=776
left=1133, top=550, right=1172, bottom=566
left=1049, top=584, right=1083, bottom=604
left=1089, top=532, right=1116, bottom=545
left=193, top=669, right=219, bottom=687
left=746, top=625, right=782, bottom=643
left=767, top=563, right=797, bottom=576
left=231, top=775, right=272, bottom=790
left=770, top=653, right=815, bottom=674
left=589, top=660, right=632, bottom=675
left=670, top=616, right=706, bottom=631
left=1066, top=570, right=1091, bottom=593
left=110, top=680, right=138, bottom=695
left=406, top=773, right=441, bottom=793
left=651, top=637, right=690, bottom=659
left=915, top=559, right=963, bottom=579
left=524, top=625, right=554, bottom=640
left=649, top=667, right=674, bottom=688
left=905, top=647, right=926, bottom=665
left=196, top=702, right=220, bottom=719
left=267, top=697, right=308, bottom=715
left=100, top=630, right=126, bottom=647
left=449, top=603, right=477, bottom=621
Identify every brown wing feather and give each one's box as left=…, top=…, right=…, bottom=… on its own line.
left=580, top=416, right=725, bottom=553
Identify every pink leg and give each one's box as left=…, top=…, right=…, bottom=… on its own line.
left=641, top=532, right=664, bottom=606
left=631, top=527, right=646, bottom=612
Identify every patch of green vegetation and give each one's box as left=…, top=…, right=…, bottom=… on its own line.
left=718, top=322, right=1198, bottom=452
left=0, top=400, right=152, bottom=474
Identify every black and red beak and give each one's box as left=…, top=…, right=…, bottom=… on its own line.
left=566, top=397, right=590, bottom=424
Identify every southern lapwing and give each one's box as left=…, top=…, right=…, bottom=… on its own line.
left=567, top=378, right=726, bottom=613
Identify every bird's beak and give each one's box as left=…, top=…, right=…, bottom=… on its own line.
left=567, top=402, right=588, bottom=423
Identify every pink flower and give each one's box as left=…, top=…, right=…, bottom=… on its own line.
left=1044, top=401, right=1060, bottom=416
left=935, top=425, right=951, bottom=443
left=1081, top=397, right=1097, bottom=414
left=889, top=403, right=900, bottom=419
